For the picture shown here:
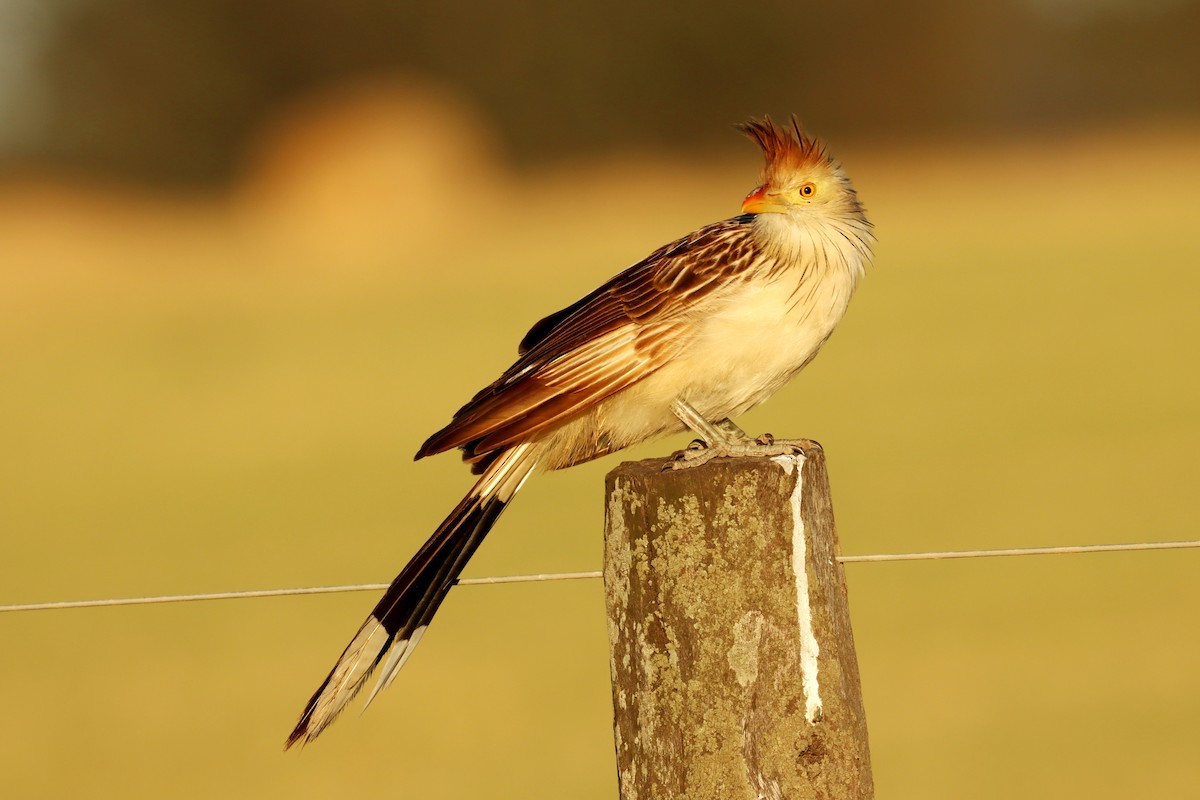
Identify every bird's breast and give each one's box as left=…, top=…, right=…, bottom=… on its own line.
left=676, top=257, right=857, bottom=416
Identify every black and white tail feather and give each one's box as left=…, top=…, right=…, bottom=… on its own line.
left=285, top=443, right=537, bottom=748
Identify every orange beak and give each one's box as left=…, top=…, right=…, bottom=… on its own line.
left=741, top=185, right=785, bottom=214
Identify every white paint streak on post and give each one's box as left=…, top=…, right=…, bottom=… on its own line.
left=775, top=454, right=823, bottom=724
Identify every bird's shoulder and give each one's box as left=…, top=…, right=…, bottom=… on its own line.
left=517, top=214, right=760, bottom=357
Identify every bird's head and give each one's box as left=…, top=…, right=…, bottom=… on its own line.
left=737, top=115, right=866, bottom=223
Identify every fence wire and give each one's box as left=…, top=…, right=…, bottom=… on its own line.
left=1, top=540, right=1196, bottom=614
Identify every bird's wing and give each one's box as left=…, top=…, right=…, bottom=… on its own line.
left=416, top=215, right=761, bottom=459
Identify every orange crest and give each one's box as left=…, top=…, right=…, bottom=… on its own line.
left=737, top=115, right=829, bottom=184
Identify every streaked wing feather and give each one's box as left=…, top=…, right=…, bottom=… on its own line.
left=416, top=216, right=759, bottom=459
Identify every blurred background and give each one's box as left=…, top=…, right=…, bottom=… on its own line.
left=1, top=1, right=1198, bottom=798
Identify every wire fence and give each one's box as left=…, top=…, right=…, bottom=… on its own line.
left=2, top=539, right=1196, bottom=614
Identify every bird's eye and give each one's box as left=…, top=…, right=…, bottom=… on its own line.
left=799, top=183, right=816, bottom=198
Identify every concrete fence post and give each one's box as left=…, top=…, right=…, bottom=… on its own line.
left=603, top=444, right=872, bottom=799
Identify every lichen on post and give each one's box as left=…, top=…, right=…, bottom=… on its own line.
left=604, top=445, right=873, bottom=800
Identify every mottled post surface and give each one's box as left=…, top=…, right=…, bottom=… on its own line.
left=604, top=445, right=872, bottom=800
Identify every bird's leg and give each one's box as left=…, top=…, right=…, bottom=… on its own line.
left=668, top=400, right=819, bottom=470
left=713, top=417, right=753, bottom=443
left=670, top=399, right=731, bottom=446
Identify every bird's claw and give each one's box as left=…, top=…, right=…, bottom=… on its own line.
left=665, top=435, right=816, bottom=470
left=669, top=441, right=720, bottom=469
left=665, top=440, right=712, bottom=469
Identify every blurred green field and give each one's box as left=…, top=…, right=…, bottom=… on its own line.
left=1, top=121, right=1198, bottom=799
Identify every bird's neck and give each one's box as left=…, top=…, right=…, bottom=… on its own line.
left=750, top=211, right=873, bottom=282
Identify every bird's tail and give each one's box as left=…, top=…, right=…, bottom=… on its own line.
left=285, top=443, right=538, bottom=748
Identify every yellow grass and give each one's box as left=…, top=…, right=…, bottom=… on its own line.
left=1, top=107, right=1198, bottom=798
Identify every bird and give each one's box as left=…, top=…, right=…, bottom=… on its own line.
left=285, top=115, right=874, bottom=747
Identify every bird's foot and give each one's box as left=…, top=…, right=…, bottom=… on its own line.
left=750, top=432, right=822, bottom=453
left=667, top=433, right=820, bottom=470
